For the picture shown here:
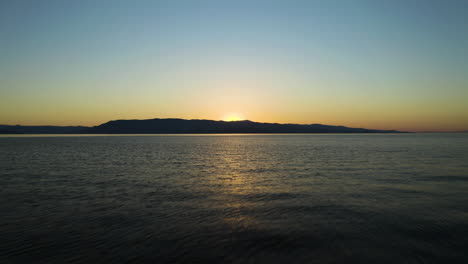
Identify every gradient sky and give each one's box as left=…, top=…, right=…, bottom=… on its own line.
left=1, top=0, right=467, bottom=131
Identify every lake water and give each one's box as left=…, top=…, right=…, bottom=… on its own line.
left=1, top=134, right=468, bottom=263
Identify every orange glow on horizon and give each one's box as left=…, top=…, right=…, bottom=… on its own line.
left=222, top=112, right=245, bottom=122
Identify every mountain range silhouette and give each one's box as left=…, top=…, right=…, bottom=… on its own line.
left=0, top=118, right=404, bottom=134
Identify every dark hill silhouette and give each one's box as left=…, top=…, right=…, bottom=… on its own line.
left=0, top=119, right=405, bottom=134
left=85, top=118, right=403, bottom=134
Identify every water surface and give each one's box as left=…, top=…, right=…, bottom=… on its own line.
left=1, top=134, right=468, bottom=263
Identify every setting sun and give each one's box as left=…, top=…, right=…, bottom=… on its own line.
left=222, top=112, right=245, bottom=122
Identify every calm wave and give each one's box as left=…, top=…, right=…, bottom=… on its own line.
left=1, top=134, right=468, bottom=263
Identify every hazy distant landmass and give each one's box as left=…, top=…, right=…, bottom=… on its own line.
left=0, top=129, right=23, bottom=134
left=0, top=125, right=87, bottom=134
left=1, top=118, right=404, bottom=134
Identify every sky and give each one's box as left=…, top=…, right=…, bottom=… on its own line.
left=1, top=0, right=467, bottom=132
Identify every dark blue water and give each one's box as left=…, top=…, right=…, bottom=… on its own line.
left=1, top=134, right=468, bottom=263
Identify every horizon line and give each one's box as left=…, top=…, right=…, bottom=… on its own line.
left=2, top=117, right=468, bottom=133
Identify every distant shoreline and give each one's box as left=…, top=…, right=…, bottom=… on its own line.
left=0, top=118, right=407, bottom=134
